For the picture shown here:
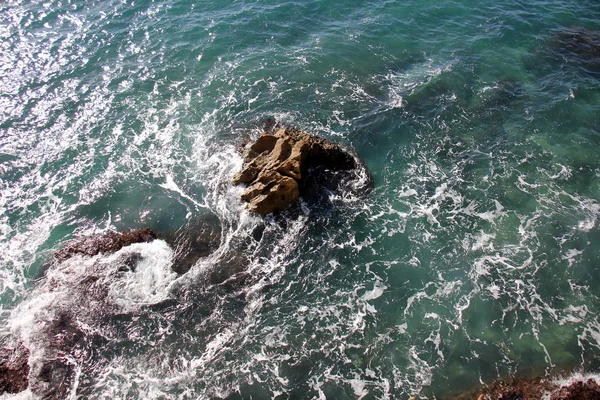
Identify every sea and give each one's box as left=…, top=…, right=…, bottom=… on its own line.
left=1, top=0, right=600, bottom=398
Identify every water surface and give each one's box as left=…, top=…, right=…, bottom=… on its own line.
left=1, top=0, right=600, bottom=398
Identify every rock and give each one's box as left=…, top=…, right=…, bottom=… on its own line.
left=209, top=252, right=250, bottom=286
left=249, top=134, right=278, bottom=154
left=115, top=252, right=143, bottom=272
left=31, top=358, right=74, bottom=400
left=28, top=311, right=108, bottom=400
left=54, top=216, right=222, bottom=274
left=555, top=27, right=600, bottom=61
left=158, top=213, right=223, bottom=275
left=46, top=312, right=85, bottom=351
left=233, top=121, right=366, bottom=216
left=54, top=228, right=157, bottom=262
left=499, top=393, right=527, bottom=400
left=454, top=374, right=600, bottom=400
left=0, top=344, right=30, bottom=394
left=2, top=313, right=107, bottom=400
left=551, top=379, right=600, bottom=400
left=243, top=170, right=300, bottom=216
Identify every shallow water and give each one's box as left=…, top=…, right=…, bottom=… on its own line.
left=1, top=0, right=600, bottom=398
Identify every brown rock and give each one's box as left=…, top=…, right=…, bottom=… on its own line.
left=232, top=165, right=261, bottom=185
left=233, top=122, right=364, bottom=216
left=241, top=181, right=268, bottom=202
left=240, top=169, right=300, bottom=215
left=54, top=228, right=157, bottom=262
left=0, top=344, right=30, bottom=394
left=276, top=139, right=304, bottom=180
left=247, top=174, right=300, bottom=215
left=233, top=153, right=270, bottom=184
left=270, top=137, right=293, bottom=163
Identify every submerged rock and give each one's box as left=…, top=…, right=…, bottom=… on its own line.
left=233, top=121, right=368, bottom=215
left=54, top=214, right=222, bottom=275
left=556, top=26, right=600, bottom=63
left=27, top=311, right=99, bottom=400
left=0, top=344, right=30, bottom=395
left=554, top=27, right=600, bottom=70
left=158, top=213, right=223, bottom=274
left=27, top=216, right=222, bottom=397
left=54, top=228, right=157, bottom=262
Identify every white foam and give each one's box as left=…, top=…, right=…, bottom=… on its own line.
left=0, top=389, right=37, bottom=400
left=363, top=281, right=386, bottom=301
left=107, top=241, right=176, bottom=310
left=487, top=284, right=501, bottom=299
left=468, top=232, right=496, bottom=251
left=159, top=175, right=205, bottom=209
left=551, top=372, right=600, bottom=391
left=348, top=377, right=368, bottom=398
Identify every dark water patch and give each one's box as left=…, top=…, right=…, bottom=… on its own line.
left=553, top=27, right=600, bottom=74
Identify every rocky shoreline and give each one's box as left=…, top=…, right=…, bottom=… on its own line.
left=450, top=374, right=600, bottom=400
left=3, top=346, right=600, bottom=400
left=1, top=214, right=224, bottom=398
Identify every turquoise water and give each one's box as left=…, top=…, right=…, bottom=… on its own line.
left=1, top=0, right=600, bottom=398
